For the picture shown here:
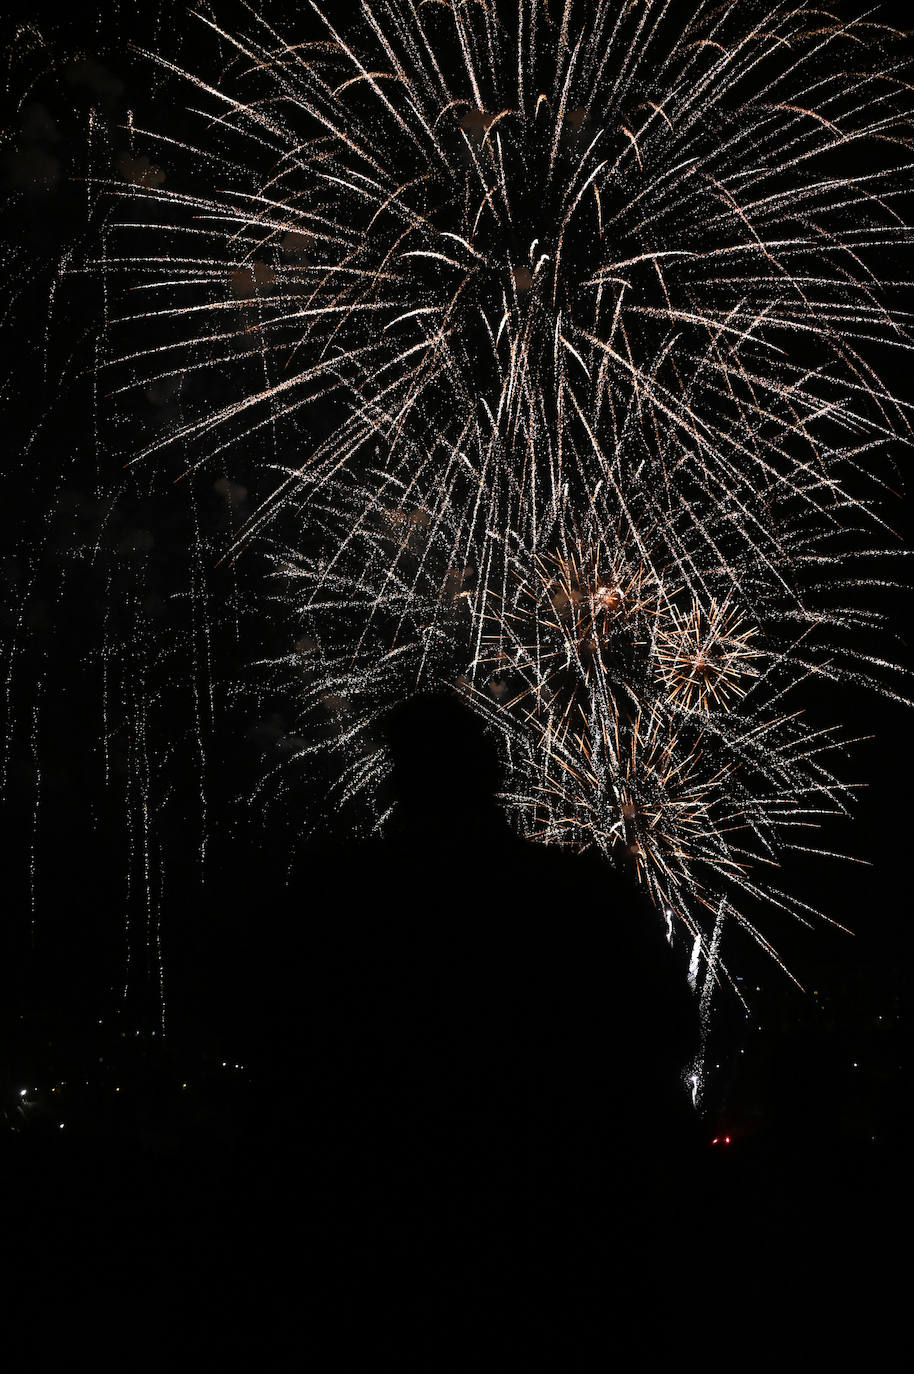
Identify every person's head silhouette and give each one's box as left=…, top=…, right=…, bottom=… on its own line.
left=383, top=693, right=505, bottom=842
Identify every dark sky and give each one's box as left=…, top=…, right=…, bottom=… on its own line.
left=1, top=3, right=911, bottom=1362
left=1, top=0, right=910, bottom=1157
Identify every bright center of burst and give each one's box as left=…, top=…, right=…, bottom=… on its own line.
left=593, top=585, right=624, bottom=612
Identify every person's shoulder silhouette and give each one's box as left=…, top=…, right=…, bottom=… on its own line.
left=268, top=694, right=697, bottom=1196
left=240, top=693, right=703, bottom=1354
left=373, top=693, right=699, bottom=1092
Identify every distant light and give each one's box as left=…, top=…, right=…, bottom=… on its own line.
left=19, top=1089, right=27, bottom=1098
left=58, top=1123, right=65, bottom=1130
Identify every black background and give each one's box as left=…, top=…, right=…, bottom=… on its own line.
left=1, top=1, right=910, bottom=1361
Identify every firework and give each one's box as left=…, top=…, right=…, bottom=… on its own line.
left=655, top=599, right=760, bottom=713
left=106, top=2, right=913, bottom=573
left=94, top=1, right=914, bottom=1050
left=477, top=538, right=664, bottom=726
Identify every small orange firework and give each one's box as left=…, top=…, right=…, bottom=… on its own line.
left=499, top=699, right=745, bottom=916
left=578, top=707, right=731, bottom=893
left=478, top=542, right=667, bottom=729
left=656, top=601, right=760, bottom=712
left=606, top=709, right=738, bottom=896
left=535, top=546, right=662, bottom=649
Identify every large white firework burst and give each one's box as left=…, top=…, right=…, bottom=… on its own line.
left=97, top=0, right=914, bottom=1057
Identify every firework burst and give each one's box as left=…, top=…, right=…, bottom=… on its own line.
left=107, top=1, right=914, bottom=573
left=91, top=1, right=914, bottom=1061
left=477, top=537, right=665, bottom=725
left=656, top=599, right=760, bottom=713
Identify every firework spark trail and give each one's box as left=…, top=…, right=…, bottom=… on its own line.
left=104, top=3, right=914, bottom=554
left=92, top=1, right=914, bottom=1044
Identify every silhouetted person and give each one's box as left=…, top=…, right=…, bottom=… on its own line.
left=237, top=694, right=702, bottom=1359
left=382, top=690, right=508, bottom=845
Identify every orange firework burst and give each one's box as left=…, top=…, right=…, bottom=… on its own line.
left=531, top=546, right=662, bottom=660
left=656, top=600, right=761, bottom=713
left=476, top=540, right=668, bottom=735
left=519, top=704, right=743, bottom=903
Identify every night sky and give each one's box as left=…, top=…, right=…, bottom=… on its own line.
left=2, top=1, right=911, bottom=1361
